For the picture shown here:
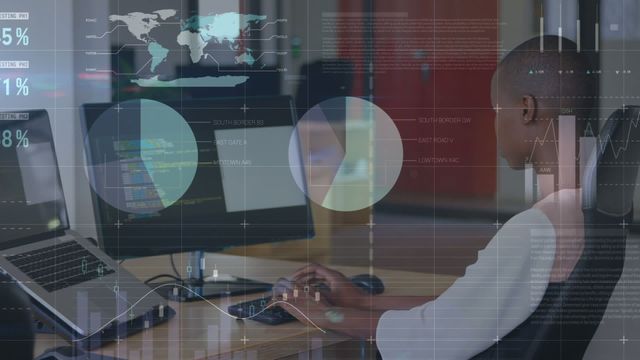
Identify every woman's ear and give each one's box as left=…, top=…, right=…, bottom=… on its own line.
left=521, top=95, right=537, bottom=124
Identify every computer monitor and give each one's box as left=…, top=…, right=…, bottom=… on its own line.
left=80, top=96, right=314, bottom=260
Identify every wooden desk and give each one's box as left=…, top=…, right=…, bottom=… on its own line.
left=35, top=254, right=457, bottom=359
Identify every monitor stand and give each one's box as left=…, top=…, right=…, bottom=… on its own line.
left=152, top=251, right=273, bottom=303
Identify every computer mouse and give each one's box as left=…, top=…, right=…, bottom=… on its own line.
left=350, top=274, right=385, bottom=295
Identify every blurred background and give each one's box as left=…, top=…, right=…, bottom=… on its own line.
left=3, top=1, right=640, bottom=357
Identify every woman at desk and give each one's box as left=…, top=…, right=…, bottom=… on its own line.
left=276, top=36, right=591, bottom=359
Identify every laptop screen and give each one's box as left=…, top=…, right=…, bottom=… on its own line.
left=0, top=111, right=69, bottom=247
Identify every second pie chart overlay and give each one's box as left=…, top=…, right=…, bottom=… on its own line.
left=289, top=97, right=404, bottom=212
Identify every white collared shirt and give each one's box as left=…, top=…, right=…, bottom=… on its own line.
left=376, top=207, right=556, bottom=359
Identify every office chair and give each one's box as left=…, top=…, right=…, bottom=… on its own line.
left=0, top=272, right=34, bottom=359
left=473, top=106, right=640, bottom=359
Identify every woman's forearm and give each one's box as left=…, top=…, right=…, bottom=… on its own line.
left=321, top=307, right=386, bottom=339
left=321, top=297, right=434, bottom=338
left=359, top=296, right=435, bottom=311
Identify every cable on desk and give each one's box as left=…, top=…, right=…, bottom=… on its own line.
left=169, top=253, right=181, bottom=278
left=144, top=274, right=182, bottom=285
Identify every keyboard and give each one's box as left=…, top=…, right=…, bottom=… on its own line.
left=5, top=240, right=115, bottom=292
left=228, top=297, right=297, bottom=325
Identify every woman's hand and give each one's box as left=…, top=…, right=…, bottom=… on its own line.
left=272, top=288, right=334, bottom=330
left=273, top=285, right=383, bottom=339
left=289, top=263, right=370, bottom=309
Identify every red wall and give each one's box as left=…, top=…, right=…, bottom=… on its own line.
left=339, top=0, right=498, bottom=198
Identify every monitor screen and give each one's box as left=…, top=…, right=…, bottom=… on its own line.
left=215, top=126, right=306, bottom=212
left=0, top=111, right=69, bottom=248
left=82, top=97, right=314, bottom=258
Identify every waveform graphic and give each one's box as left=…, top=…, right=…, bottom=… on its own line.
left=588, top=109, right=640, bottom=160
left=71, top=283, right=326, bottom=343
left=527, top=110, right=640, bottom=163
left=527, top=120, right=559, bottom=163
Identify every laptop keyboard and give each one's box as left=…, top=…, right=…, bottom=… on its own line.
left=5, top=240, right=115, bottom=292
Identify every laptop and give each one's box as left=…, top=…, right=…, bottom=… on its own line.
left=0, top=110, right=172, bottom=349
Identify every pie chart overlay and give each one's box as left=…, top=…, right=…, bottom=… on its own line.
left=85, top=99, right=198, bottom=214
left=289, top=97, right=403, bottom=212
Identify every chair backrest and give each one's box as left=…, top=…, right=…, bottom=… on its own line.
left=473, top=106, right=640, bottom=359
left=294, top=59, right=354, bottom=118
left=583, top=106, right=640, bottom=216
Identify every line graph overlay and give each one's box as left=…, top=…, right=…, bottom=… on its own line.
left=594, top=109, right=640, bottom=160
left=528, top=110, right=640, bottom=164
left=85, top=24, right=126, bottom=39
left=248, top=19, right=288, bottom=31
left=71, top=283, right=326, bottom=342
left=527, top=120, right=559, bottom=163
